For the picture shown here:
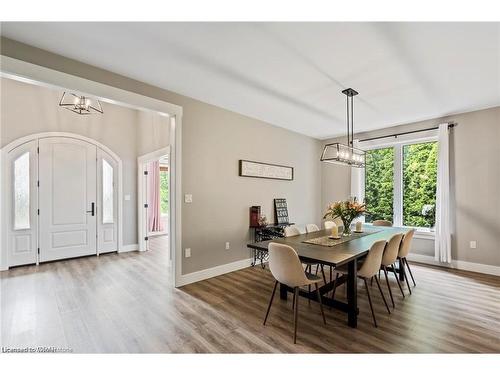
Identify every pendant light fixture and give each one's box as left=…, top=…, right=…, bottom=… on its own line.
left=59, top=92, right=104, bottom=115
left=320, top=88, right=366, bottom=168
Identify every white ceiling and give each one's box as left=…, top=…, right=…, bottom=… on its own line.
left=2, top=22, right=499, bottom=139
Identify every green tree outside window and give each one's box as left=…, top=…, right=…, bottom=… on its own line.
left=365, top=147, right=394, bottom=223
left=160, top=170, right=169, bottom=214
left=403, top=142, right=437, bottom=227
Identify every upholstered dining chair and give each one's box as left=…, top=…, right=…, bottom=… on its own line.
left=323, top=221, right=337, bottom=230
left=284, top=225, right=326, bottom=286
left=264, top=242, right=326, bottom=343
left=398, top=229, right=416, bottom=294
left=284, top=225, right=301, bottom=237
left=305, top=223, right=320, bottom=233
left=380, top=233, right=405, bottom=308
left=372, top=220, right=393, bottom=227
left=331, top=240, right=391, bottom=327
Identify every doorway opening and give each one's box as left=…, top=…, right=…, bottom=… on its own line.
left=138, top=147, right=170, bottom=258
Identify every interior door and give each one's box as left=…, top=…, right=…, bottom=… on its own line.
left=7, top=140, right=39, bottom=267
left=39, top=137, right=97, bottom=262
left=97, top=148, right=118, bottom=253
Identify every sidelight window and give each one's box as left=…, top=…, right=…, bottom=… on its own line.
left=102, top=159, right=114, bottom=224
left=14, top=152, right=30, bottom=230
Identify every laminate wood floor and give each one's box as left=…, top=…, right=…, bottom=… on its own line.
left=1, top=236, right=499, bottom=353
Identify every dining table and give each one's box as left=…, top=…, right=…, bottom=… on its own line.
left=247, top=226, right=411, bottom=328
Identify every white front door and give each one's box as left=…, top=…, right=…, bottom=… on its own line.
left=39, top=138, right=97, bottom=262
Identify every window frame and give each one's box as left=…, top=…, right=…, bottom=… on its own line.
left=357, top=132, right=438, bottom=238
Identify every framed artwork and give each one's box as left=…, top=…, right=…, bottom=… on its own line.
left=239, top=160, right=293, bottom=181
left=274, top=198, right=289, bottom=224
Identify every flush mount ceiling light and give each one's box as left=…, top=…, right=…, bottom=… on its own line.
left=320, top=88, right=366, bottom=168
left=59, top=92, right=103, bottom=115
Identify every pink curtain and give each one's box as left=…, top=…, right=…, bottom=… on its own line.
left=147, top=161, right=163, bottom=232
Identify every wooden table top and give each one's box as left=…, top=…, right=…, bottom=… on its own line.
left=247, top=226, right=411, bottom=267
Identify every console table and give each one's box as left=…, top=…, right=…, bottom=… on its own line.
left=250, top=223, right=294, bottom=268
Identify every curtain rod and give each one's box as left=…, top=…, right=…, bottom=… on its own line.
left=358, top=123, right=455, bottom=143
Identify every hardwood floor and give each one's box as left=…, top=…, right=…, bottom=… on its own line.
left=1, top=238, right=499, bottom=353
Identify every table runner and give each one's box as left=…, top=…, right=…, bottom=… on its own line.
left=302, top=229, right=381, bottom=247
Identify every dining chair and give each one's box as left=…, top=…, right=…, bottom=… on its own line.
left=398, top=229, right=416, bottom=294
left=372, top=220, right=393, bottom=227
left=380, top=233, right=405, bottom=308
left=284, top=225, right=301, bottom=237
left=331, top=240, right=391, bottom=327
left=305, top=223, right=320, bottom=233
left=284, top=225, right=327, bottom=286
left=263, top=242, right=326, bottom=343
left=323, top=221, right=336, bottom=230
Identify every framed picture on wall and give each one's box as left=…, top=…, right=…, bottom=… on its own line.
left=239, top=160, right=293, bottom=181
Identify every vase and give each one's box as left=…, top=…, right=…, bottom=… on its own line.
left=342, top=218, right=353, bottom=236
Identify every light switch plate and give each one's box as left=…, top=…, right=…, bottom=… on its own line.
left=124, top=195, right=131, bottom=201
left=185, top=248, right=191, bottom=258
left=184, top=194, right=193, bottom=203
left=225, top=242, right=230, bottom=250
left=470, top=241, right=477, bottom=249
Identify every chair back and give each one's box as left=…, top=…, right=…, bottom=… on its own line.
left=284, top=225, right=301, bottom=237
left=358, top=240, right=387, bottom=278
left=381, top=233, right=404, bottom=266
left=268, top=243, right=308, bottom=287
left=306, top=223, right=320, bottom=233
left=372, top=220, right=393, bottom=227
left=398, top=229, right=415, bottom=258
left=324, top=221, right=337, bottom=230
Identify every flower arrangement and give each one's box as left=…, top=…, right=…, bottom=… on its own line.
left=324, top=198, right=366, bottom=236
left=258, top=215, right=268, bottom=227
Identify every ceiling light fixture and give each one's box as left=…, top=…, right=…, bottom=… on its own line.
left=59, top=92, right=103, bottom=115
left=320, top=88, right=366, bottom=168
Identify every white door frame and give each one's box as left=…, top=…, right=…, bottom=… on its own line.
left=137, top=146, right=171, bottom=252
left=1, top=132, right=123, bottom=265
left=0, top=55, right=183, bottom=288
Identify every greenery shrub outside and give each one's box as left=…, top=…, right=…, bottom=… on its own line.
left=403, top=142, right=437, bottom=227
left=364, top=147, right=394, bottom=223
left=364, top=142, right=437, bottom=228
left=160, top=170, right=169, bottom=214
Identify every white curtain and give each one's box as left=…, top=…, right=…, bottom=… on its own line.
left=435, top=123, right=452, bottom=263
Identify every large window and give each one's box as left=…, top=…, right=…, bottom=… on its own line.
left=364, top=140, right=437, bottom=229
left=403, top=142, right=438, bottom=228
left=365, top=147, right=394, bottom=223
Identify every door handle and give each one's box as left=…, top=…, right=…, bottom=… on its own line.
left=86, top=202, right=95, bottom=216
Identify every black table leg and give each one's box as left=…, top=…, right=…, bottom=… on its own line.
left=279, top=282, right=288, bottom=301
left=347, top=259, right=358, bottom=328
left=399, top=257, right=405, bottom=282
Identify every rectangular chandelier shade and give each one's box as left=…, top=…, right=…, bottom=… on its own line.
left=59, top=92, right=103, bottom=115
left=320, top=142, right=366, bottom=168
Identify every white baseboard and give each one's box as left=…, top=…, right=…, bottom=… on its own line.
left=120, top=244, right=139, bottom=253
left=407, top=253, right=500, bottom=277
left=177, top=257, right=254, bottom=287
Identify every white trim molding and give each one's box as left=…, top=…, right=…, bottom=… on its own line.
left=407, top=253, right=500, bottom=277
left=120, top=244, right=139, bottom=253
left=177, top=258, right=254, bottom=287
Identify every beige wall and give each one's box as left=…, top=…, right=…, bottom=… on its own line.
left=0, top=77, right=169, bottom=246
left=321, top=106, right=500, bottom=267
left=1, top=38, right=323, bottom=274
